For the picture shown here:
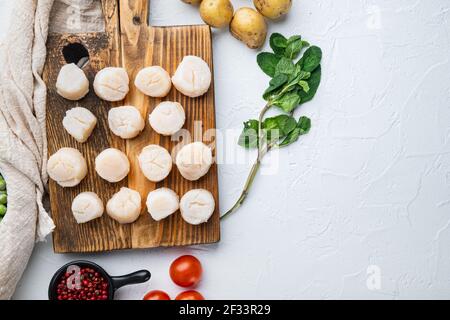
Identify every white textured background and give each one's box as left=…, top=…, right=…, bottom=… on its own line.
left=1, top=0, right=449, bottom=299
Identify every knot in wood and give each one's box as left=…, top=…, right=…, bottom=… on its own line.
left=133, top=16, right=141, bottom=25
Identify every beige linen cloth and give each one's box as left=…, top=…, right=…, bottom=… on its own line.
left=0, top=0, right=103, bottom=299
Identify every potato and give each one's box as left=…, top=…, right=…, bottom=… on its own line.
left=253, top=0, right=292, bottom=20
left=200, top=0, right=234, bottom=28
left=230, top=8, right=267, bottom=49
left=181, top=0, right=203, bottom=5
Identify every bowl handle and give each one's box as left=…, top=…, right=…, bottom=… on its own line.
left=111, top=270, right=151, bottom=291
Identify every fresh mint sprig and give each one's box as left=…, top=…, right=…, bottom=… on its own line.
left=221, top=33, right=322, bottom=220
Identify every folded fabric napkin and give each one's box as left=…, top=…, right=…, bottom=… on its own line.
left=0, top=0, right=104, bottom=300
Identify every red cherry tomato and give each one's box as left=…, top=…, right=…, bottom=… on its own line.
left=143, top=290, right=171, bottom=300
left=169, top=255, right=203, bottom=287
left=175, top=290, right=205, bottom=300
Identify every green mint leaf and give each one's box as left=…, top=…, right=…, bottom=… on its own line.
left=263, top=125, right=282, bottom=145
left=298, top=80, right=310, bottom=93
left=238, top=120, right=259, bottom=149
left=275, top=57, right=296, bottom=76
left=279, top=129, right=300, bottom=147
left=285, top=36, right=304, bottom=59
left=273, top=91, right=301, bottom=113
left=298, top=71, right=311, bottom=80
left=297, top=116, right=312, bottom=133
left=299, top=66, right=321, bottom=104
left=287, top=66, right=309, bottom=83
left=298, top=46, right=322, bottom=72
left=270, top=33, right=288, bottom=55
left=286, top=65, right=310, bottom=87
left=279, top=116, right=312, bottom=147
left=263, top=89, right=279, bottom=101
left=287, top=64, right=302, bottom=83
left=257, top=52, right=281, bottom=77
left=287, top=35, right=302, bottom=44
left=263, top=114, right=297, bottom=136
left=263, top=74, right=289, bottom=100
left=238, top=115, right=299, bottom=148
left=269, top=73, right=289, bottom=89
left=263, top=114, right=297, bottom=145
left=278, top=115, right=297, bottom=136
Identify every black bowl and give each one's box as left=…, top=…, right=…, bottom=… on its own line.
left=48, top=260, right=151, bottom=300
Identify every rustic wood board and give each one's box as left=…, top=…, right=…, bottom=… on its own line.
left=43, top=0, right=220, bottom=253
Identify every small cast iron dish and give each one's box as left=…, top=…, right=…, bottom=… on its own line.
left=48, top=260, right=151, bottom=300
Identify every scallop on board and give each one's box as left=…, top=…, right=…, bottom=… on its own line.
left=43, top=0, right=220, bottom=253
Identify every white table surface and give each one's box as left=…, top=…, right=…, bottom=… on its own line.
left=1, top=0, right=450, bottom=300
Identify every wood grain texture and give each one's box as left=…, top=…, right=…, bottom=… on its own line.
left=44, top=0, right=220, bottom=253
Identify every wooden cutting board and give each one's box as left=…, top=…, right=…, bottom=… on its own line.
left=43, top=0, right=220, bottom=253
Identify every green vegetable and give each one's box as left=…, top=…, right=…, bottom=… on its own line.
left=257, top=52, right=281, bottom=77
left=269, top=33, right=288, bottom=55
left=238, top=114, right=310, bottom=149
left=263, top=74, right=288, bottom=98
left=260, top=50, right=321, bottom=112
left=0, top=194, right=6, bottom=205
left=273, top=91, right=301, bottom=113
left=0, top=179, right=5, bottom=191
left=0, top=204, right=6, bottom=216
left=279, top=116, right=311, bottom=147
left=298, top=80, right=310, bottom=93
left=238, top=120, right=260, bottom=149
left=284, top=35, right=304, bottom=59
left=264, top=114, right=297, bottom=136
left=275, top=57, right=295, bottom=76
left=299, top=66, right=321, bottom=104
left=298, top=46, right=322, bottom=72
left=222, top=33, right=323, bottom=220
left=239, top=114, right=300, bottom=149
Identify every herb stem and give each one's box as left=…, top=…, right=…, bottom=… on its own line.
left=220, top=159, right=261, bottom=220
left=220, top=103, right=272, bottom=220
left=257, top=103, right=272, bottom=160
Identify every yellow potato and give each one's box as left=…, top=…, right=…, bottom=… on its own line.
left=253, top=0, right=292, bottom=20
left=200, top=0, right=234, bottom=28
left=181, top=0, right=203, bottom=5
left=230, top=7, right=267, bottom=49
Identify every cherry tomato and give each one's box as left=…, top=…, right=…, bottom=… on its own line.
left=143, top=290, right=171, bottom=300
left=169, top=255, right=203, bottom=287
left=175, top=290, right=205, bottom=300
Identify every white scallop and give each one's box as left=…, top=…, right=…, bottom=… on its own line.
left=138, top=145, right=172, bottom=182
left=106, top=187, right=142, bottom=224
left=108, top=105, right=145, bottom=139
left=95, top=148, right=130, bottom=183
left=56, top=63, right=89, bottom=101
left=71, top=192, right=104, bottom=224
left=148, top=101, right=186, bottom=136
left=47, top=148, right=87, bottom=187
left=172, top=55, right=211, bottom=98
left=63, top=107, right=97, bottom=143
left=175, top=142, right=212, bottom=181
left=93, top=67, right=129, bottom=101
left=135, top=66, right=172, bottom=98
left=180, top=189, right=215, bottom=225
left=146, top=188, right=179, bottom=221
